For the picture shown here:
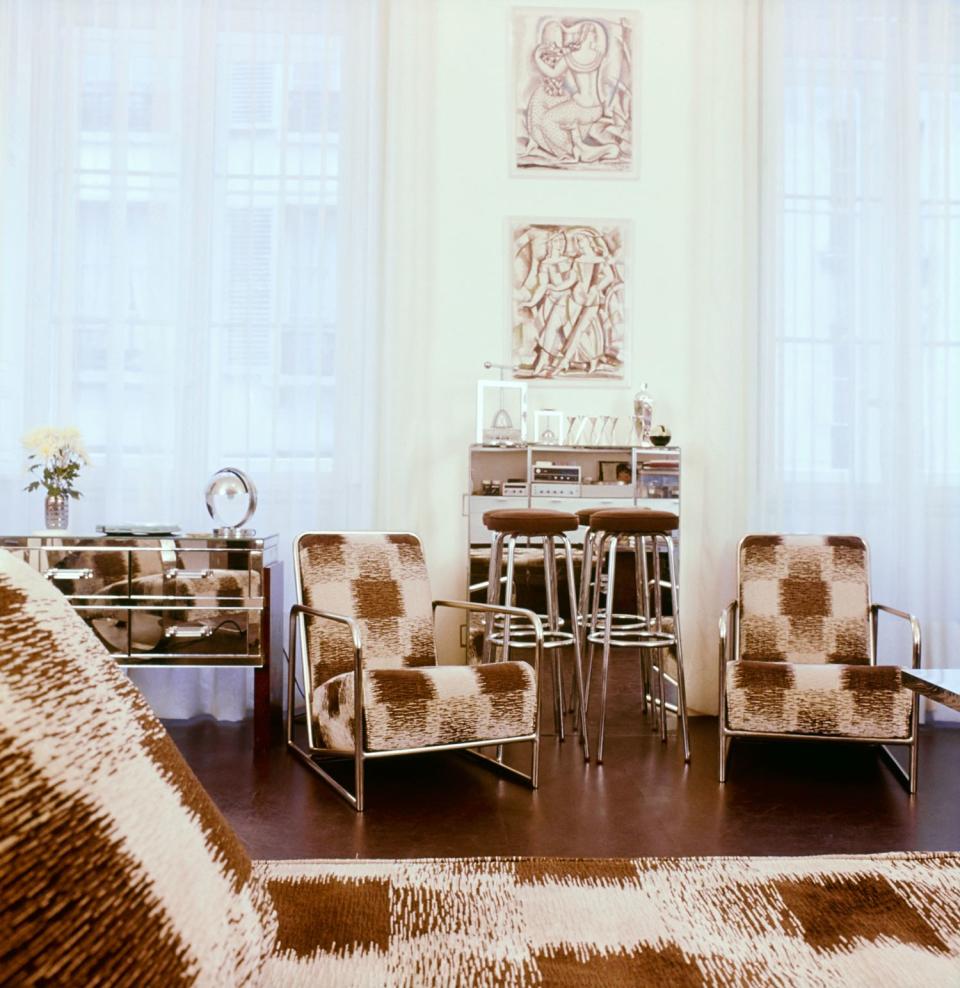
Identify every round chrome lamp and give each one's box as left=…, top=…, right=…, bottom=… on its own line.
left=205, top=468, right=257, bottom=537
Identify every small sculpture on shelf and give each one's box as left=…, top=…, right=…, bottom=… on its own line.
left=633, top=383, right=654, bottom=446
left=650, top=425, right=672, bottom=447
left=205, top=467, right=257, bottom=536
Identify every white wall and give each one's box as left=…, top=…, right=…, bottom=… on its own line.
left=382, top=0, right=757, bottom=715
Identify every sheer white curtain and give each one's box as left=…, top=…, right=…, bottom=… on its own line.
left=0, top=0, right=384, bottom=718
left=757, top=0, right=960, bottom=720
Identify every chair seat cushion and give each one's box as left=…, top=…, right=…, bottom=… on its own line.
left=313, top=662, right=538, bottom=752
left=725, top=660, right=912, bottom=739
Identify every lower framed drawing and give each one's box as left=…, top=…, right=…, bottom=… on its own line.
left=511, top=218, right=629, bottom=382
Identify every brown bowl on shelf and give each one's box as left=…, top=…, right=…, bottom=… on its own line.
left=650, top=434, right=671, bottom=447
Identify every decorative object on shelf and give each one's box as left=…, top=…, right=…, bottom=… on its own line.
left=650, top=425, right=672, bottom=447
left=534, top=408, right=563, bottom=444
left=205, top=467, right=258, bottom=536
left=22, top=426, right=90, bottom=531
left=96, top=524, right=181, bottom=537
left=477, top=364, right=528, bottom=445
left=511, top=219, right=629, bottom=382
left=633, top=383, right=654, bottom=446
left=511, top=9, right=636, bottom=176
left=598, top=415, right=619, bottom=446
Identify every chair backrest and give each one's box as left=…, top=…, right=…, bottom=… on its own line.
left=737, top=534, right=871, bottom=665
left=295, top=532, right=437, bottom=691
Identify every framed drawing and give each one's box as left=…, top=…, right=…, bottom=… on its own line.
left=511, top=8, right=636, bottom=176
left=511, top=219, right=629, bottom=382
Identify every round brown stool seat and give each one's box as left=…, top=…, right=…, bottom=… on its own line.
left=589, top=508, right=679, bottom=535
left=577, top=506, right=606, bottom=526
left=482, top=508, right=579, bottom=536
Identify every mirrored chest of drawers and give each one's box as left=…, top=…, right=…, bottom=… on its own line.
left=0, top=533, right=283, bottom=749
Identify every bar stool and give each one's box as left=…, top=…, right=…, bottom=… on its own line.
left=482, top=508, right=590, bottom=759
left=585, top=508, right=690, bottom=764
left=571, top=507, right=649, bottom=718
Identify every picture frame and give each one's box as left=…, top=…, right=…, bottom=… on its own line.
left=510, top=217, right=630, bottom=383
left=599, top=460, right=631, bottom=483
left=510, top=8, right=637, bottom=178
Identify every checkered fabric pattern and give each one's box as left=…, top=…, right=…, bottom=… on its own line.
left=297, top=533, right=538, bottom=752
left=725, top=661, right=912, bottom=738
left=297, top=533, right=437, bottom=693
left=739, top=535, right=871, bottom=665
left=725, top=534, right=914, bottom=741
left=0, top=550, right=275, bottom=986
left=314, top=662, right=538, bottom=751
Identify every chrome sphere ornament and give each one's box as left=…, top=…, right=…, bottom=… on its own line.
left=205, top=467, right=257, bottom=536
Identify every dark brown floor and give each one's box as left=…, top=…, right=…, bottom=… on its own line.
left=167, top=659, right=960, bottom=860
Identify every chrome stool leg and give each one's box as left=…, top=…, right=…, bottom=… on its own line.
left=543, top=536, right=564, bottom=740
left=597, top=534, right=619, bottom=764
left=560, top=533, right=590, bottom=759
left=666, top=533, right=691, bottom=762
left=483, top=533, right=505, bottom=663
left=503, top=534, right=518, bottom=659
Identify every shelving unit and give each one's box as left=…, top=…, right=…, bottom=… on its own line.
left=462, top=444, right=681, bottom=659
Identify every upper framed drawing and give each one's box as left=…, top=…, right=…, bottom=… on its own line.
left=511, top=218, right=629, bottom=383
left=511, top=8, right=636, bottom=177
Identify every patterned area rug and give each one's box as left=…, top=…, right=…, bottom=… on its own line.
left=257, top=853, right=960, bottom=987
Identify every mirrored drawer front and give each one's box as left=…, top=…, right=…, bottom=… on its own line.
left=126, top=546, right=263, bottom=601
left=14, top=547, right=130, bottom=597
left=12, top=546, right=262, bottom=602
left=78, top=606, right=262, bottom=665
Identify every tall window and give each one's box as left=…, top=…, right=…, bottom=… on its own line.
left=758, top=0, right=960, bottom=711
left=0, top=0, right=382, bottom=717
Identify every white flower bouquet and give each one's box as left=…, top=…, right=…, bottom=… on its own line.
left=22, top=426, right=90, bottom=500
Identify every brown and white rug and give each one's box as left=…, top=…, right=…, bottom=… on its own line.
left=257, top=852, right=960, bottom=987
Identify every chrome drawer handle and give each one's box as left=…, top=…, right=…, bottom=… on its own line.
left=167, top=625, right=212, bottom=639
left=46, top=568, right=93, bottom=581
left=165, top=568, right=214, bottom=581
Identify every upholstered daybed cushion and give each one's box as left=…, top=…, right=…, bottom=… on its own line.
left=313, top=662, right=538, bottom=751
left=0, top=550, right=275, bottom=986
left=725, top=660, right=912, bottom=739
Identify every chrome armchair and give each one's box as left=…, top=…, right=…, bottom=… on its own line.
left=287, top=532, right=543, bottom=811
left=718, top=535, right=921, bottom=793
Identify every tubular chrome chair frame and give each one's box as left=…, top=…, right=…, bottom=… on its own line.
left=717, top=536, right=921, bottom=795
left=287, top=532, right=543, bottom=812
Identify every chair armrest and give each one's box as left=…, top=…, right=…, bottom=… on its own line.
left=433, top=599, right=544, bottom=677
left=717, top=600, right=738, bottom=727
left=718, top=600, right=738, bottom=665
left=433, top=599, right=544, bottom=643
left=287, top=604, right=365, bottom=752
left=289, top=603, right=363, bottom=654
left=870, top=603, right=921, bottom=669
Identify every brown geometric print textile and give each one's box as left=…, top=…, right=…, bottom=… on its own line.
left=256, top=853, right=960, bottom=986
left=725, top=661, right=912, bottom=738
left=739, top=534, right=871, bottom=665
left=297, top=533, right=436, bottom=693
left=314, top=662, right=538, bottom=751
left=0, top=550, right=275, bottom=986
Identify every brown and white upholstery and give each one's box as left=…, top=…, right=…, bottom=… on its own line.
left=0, top=549, right=275, bottom=985
left=4, top=547, right=959, bottom=985
left=291, top=532, right=540, bottom=810
left=719, top=535, right=920, bottom=790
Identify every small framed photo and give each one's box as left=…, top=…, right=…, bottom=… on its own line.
left=599, top=460, right=632, bottom=483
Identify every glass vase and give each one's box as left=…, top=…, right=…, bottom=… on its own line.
left=45, top=494, right=69, bottom=530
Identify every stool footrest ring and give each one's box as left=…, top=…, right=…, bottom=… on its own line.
left=586, top=630, right=676, bottom=649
